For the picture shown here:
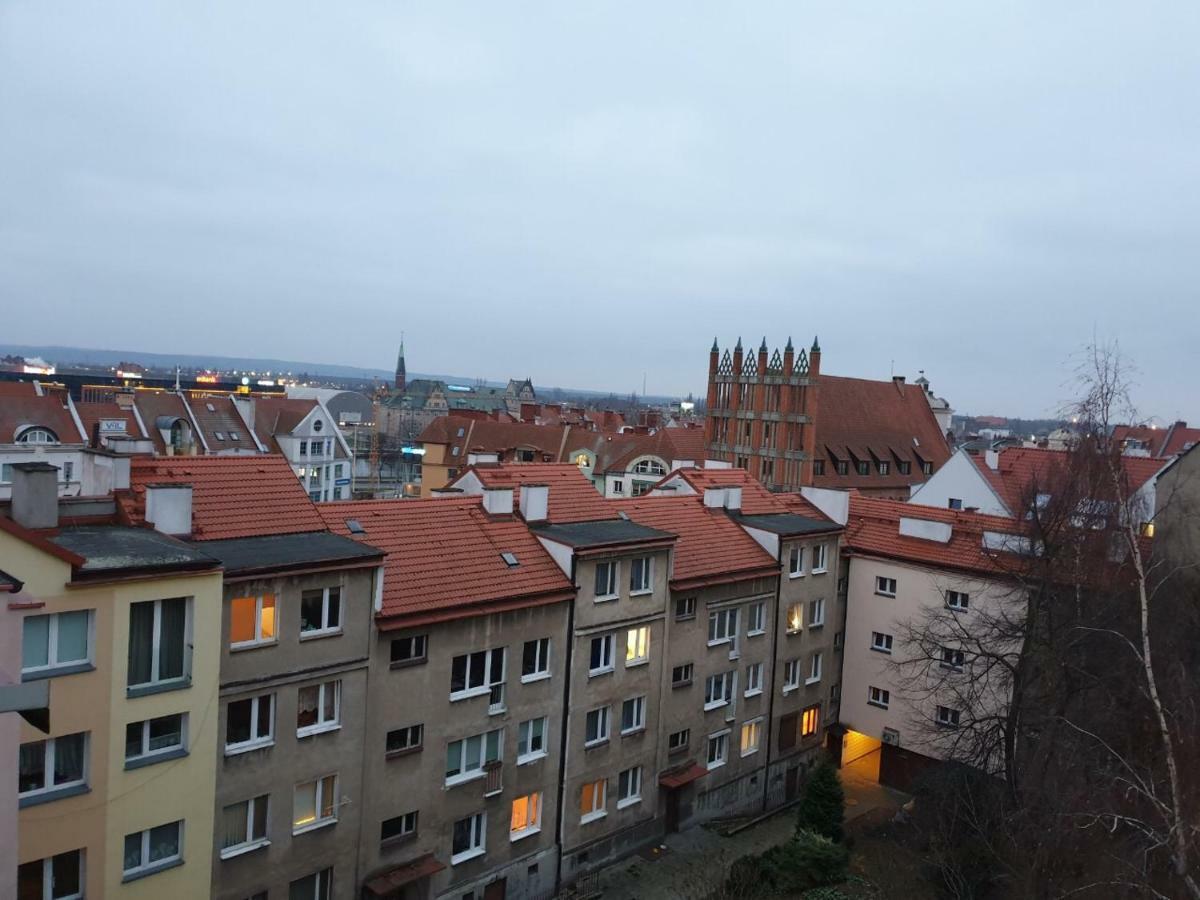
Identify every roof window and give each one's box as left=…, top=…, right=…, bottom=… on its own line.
left=214, top=431, right=226, bottom=441
left=230, top=431, right=241, bottom=441
left=347, top=519, right=366, bottom=535
left=206, top=403, right=216, bottom=412
left=501, top=552, right=519, bottom=567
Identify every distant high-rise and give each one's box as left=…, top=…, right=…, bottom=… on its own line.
left=394, top=337, right=406, bottom=391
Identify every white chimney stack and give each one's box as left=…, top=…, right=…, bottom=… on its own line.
left=10, top=462, right=60, bottom=530
left=703, top=487, right=724, bottom=508
left=482, top=487, right=514, bottom=516
left=468, top=450, right=500, bottom=466
left=519, top=484, right=549, bottom=523
left=724, top=486, right=742, bottom=511
left=984, top=449, right=1000, bottom=470
left=145, top=484, right=193, bottom=536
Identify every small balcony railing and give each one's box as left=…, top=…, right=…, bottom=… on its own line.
left=483, top=760, right=503, bottom=797
left=488, top=683, right=506, bottom=716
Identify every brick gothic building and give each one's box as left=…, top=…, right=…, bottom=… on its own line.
left=704, top=337, right=821, bottom=490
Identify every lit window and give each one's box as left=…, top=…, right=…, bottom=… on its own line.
left=585, top=707, right=610, bottom=746
left=744, top=662, right=763, bottom=696
left=517, top=717, right=548, bottom=763
left=868, top=686, right=890, bottom=709
left=808, top=598, right=825, bottom=628
left=946, top=591, right=969, bottom=612
left=675, top=596, right=696, bottom=620
left=812, top=543, right=828, bottom=573
left=746, top=602, right=765, bottom=635
left=580, top=778, right=607, bottom=822
left=128, top=597, right=190, bottom=690
left=390, top=634, right=427, bottom=666
left=220, top=794, right=269, bottom=858
left=704, top=671, right=736, bottom=709
left=875, top=576, right=897, bottom=597
left=789, top=545, right=805, bottom=577
left=668, top=729, right=689, bottom=753
left=574, top=453, right=590, bottom=467
left=230, top=594, right=276, bottom=648
left=706, top=730, right=729, bottom=769
left=299, top=588, right=341, bottom=636
left=521, top=638, right=551, bottom=681
left=617, top=766, right=642, bottom=808
left=381, top=811, right=418, bottom=844
left=782, top=659, right=800, bottom=692
left=125, top=714, right=185, bottom=767
left=707, top=608, right=738, bottom=645
left=510, top=792, right=542, bottom=839
left=937, top=706, right=961, bottom=728
left=629, top=557, right=652, bottom=593
left=740, top=719, right=761, bottom=756
left=786, top=603, right=803, bottom=634
left=16, top=849, right=83, bottom=900
left=450, top=647, right=504, bottom=699
left=625, top=627, right=650, bottom=666
left=801, top=704, right=821, bottom=737
left=289, top=867, right=333, bottom=900
left=385, top=724, right=423, bottom=756
left=19, top=733, right=88, bottom=801
left=293, top=774, right=338, bottom=832
left=445, top=729, right=502, bottom=784
left=122, top=821, right=182, bottom=879
left=297, top=681, right=340, bottom=736
left=671, top=662, right=694, bottom=687
left=620, top=696, right=646, bottom=734
left=594, top=561, right=618, bottom=599
left=589, top=635, right=615, bottom=676
left=225, top=693, right=273, bottom=753
left=870, top=632, right=894, bottom=653
left=21, top=610, right=92, bottom=677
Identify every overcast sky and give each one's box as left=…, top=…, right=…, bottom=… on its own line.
left=2, top=3, right=1197, bottom=419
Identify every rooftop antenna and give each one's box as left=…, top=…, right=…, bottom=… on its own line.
left=174, top=366, right=181, bottom=391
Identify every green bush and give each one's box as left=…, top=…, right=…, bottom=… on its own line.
left=793, top=829, right=851, bottom=886
left=796, top=760, right=846, bottom=843
left=724, top=830, right=849, bottom=896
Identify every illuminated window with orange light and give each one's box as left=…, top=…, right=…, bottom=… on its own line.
left=786, top=604, right=803, bottom=634
left=510, top=792, right=542, bottom=839
left=625, top=627, right=650, bottom=666
left=801, top=704, right=820, bottom=737
left=230, top=594, right=276, bottom=648
left=580, top=779, right=606, bottom=823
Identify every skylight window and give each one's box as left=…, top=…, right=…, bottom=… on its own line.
left=214, top=431, right=226, bottom=441
left=206, top=403, right=216, bottom=412
left=347, top=519, right=365, bottom=535
left=618, top=511, right=630, bottom=520
left=230, top=431, right=241, bottom=441
left=501, top=552, right=519, bottom=567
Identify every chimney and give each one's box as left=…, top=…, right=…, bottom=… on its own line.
left=468, top=450, right=500, bottom=466
left=481, top=487, right=514, bottom=516
left=144, top=484, right=193, bottom=536
left=10, top=462, right=60, bottom=530
left=110, top=455, right=131, bottom=491
left=724, top=486, right=743, bottom=511
left=892, top=375, right=906, bottom=392
left=703, top=487, right=725, bottom=508
left=114, top=392, right=135, bottom=410
left=519, top=484, right=549, bottom=523
left=984, top=449, right=1000, bottom=470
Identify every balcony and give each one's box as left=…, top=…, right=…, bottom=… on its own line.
left=483, top=760, right=503, bottom=798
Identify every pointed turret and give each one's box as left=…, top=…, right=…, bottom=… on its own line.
left=394, top=337, right=407, bottom=391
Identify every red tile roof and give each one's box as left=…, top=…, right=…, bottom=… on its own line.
left=1159, top=422, right=1200, bottom=458
left=121, top=455, right=326, bottom=540
left=251, top=397, right=320, bottom=452
left=0, top=382, right=39, bottom=397
left=318, top=496, right=574, bottom=625
left=658, top=466, right=794, bottom=516
left=0, top=393, right=85, bottom=444
left=592, top=427, right=708, bottom=474
left=812, top=374, right=951, bottom=490
left=131, top=391, right=192, bottom=453
left=419, top=417, right=571, bottom=462
left=455, top=463, right=617, bottom=523
left=74, top=401, right=145, bottom=445
left=183, top=394, right=256, bottom=453
left=617, top=495, right=778, bottom=589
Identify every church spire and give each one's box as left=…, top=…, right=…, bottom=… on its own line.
left=394, top=333, right=406, bottom=391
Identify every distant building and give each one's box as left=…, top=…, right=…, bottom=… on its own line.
left=1112, top=421, right=1200, bottom=459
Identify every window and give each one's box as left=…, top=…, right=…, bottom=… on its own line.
left=521, top=638, right=551, bottom=681
left=868, top=686, right=890, bottom=709
left=123, top=821, right=182, bottom=879
left=706, top=730, right=729, bottom=769
left=836, top=460, right=849, bottom=476
left=16, top=426, right=58, bottom=444
left=745, top=662, right=763, bottom=696
left=746, top=602, right=765, bottom=634
left=632, top=458, right=666, bottom=475
left=585, top=707, right=609, bottom=746
left=17, top=849, right=83, bottom=900
left=621, top=696, right=646, bottom=734
left=290, top=868, right=332, bottom=900
left=778, top=712, right=799, bottom=752
left=898, top=460, right=911, bottom=475
left=611, top=480, right=624, bottom=494
left=594, top=561, right=618, bottom=599
left=878, top=461, right=891, bottom=475
left=214, top=431, right=226, bottom=441
left=19, top=733, right=87, bottom=802
left=589, top=635, right=614, bottom=676
left=922, top=461, right=934, bottom=476
left=580, top=779, right=606, bottom=823
left=801, top=704, right=821, bottom=737
left=668, top=729, right=690, bottom=753
left=675, top=596, right=696, bottom=620
left=707, top=608, right=738, bottom=645
left=875, top=576, right=897, bottom=597
left=221, top=795, right=269, bottom=857
left=574, top=452, right=590, bottom=467
left=230, top=431, right=241, bottom=442
left=450, top=647, right=504, bottom=699
left=807, top=652, right=823, bottom=684
left=740, top=719, right=762, bottom=756
left=672, top=663, right=694, bottom=687
left=300, top=588, right=341, bottom=636
left=834, top=630, right=844, bottom=650
left=786, top=603, right=803, bottom=634
left=937, top=706, right=961, bottom=728
left=517, top=717, right=547, bottom=763
left=870, top=632, right=894, bottom=653
left=812, top=543, right=828, bottom=573
left=293, top=774, right=338, bottom=832
left=381, top=811, right=418, bottom=844
left=445, top=729, right=503, bottom=783
left=297, top=681, right=340, bottom=736
left=390, top=634, right=427, bottom=666
left=22, top=610, right=92, bottom=677
left=127, top=597, right=189, bottom=690
left=386, top=724, right=423, bottom=756
left=226, top=694, right=274, bottom=753
left=939, top=647, right=965, bottom=672
left=946, top=590, right=970, bottom=612
left=617, top=766, right=642, bottom=808
left=299, top=440, right=308, bottom=456
left=511, top=792, right=542, bottom=840
left=704, top=671, right=735, bottom=709
left=125, top=713, right=185, bottom=766
left=230, top=594, right=276, bottom=648
left=948, top=498, right=963, bottom=510
left=782, top=659, right=800, bottom=692
left=625, top=626, right=649, bottom=666
left=629, top=557, right=652, bottom=594
left=808, top=598, right=825, bottom=627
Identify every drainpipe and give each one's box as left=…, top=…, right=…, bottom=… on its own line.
left=553, top=552, right=578, bottom=896
left=762, top=543, right=785, bottom=815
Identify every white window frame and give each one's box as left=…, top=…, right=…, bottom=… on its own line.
left=580, top=778, right=607, bottom=823
left=946, top=590, right=970, bottom=612
left=125, top=713, right=187, bottom=766
left=675, top=596, right=697, bottom=620
left=868, top=686, right=890, bottom=709
left=786, top=603, right=803, bottom=634
left=445, top=728, right=503, bottom=785
left=19, top=849, right=85, bottom=900
left=594, top=561, right=619, bottom=601
left=390, top=634, right=427, bottom=665
left=449, top=647, right=505, bottom=700
left=668, top=729, right=689, bottom=752
left=807, top=652, right=823, bottom=685
left=381, top=811, right=418, bottom=845
left=122, top=820, right=183, bottom=879
left=937, top=706, right=961, bottom=728
left=746, top=602, right=765, bottom=635
left=939, top=647, right=965, bottom=673
left=703, top=670, right=736, bottom=710
left=220, top=794, right=270, bottom=859
left=385, top=724, right=423, bottom=756
left=292, top=774, right=338, bottom=834
left=510, top=792, right=543, bottom=841
left=19, top=733, right=88, bottom=800
left=875, top=576, right=897, bottom=598
left=811, top=543, right=828, bottom=573
left=620, top=696, right=646, bottom=735
left=21, top=610, right=94, bottom=677
left=450, top=811, right=487, bottom=864
left=229, top=594, right=276, bottom=649
left=128, top=597, right=192, bottom=690
left=808, top=597, right=826, bottom=628
left=290, top=868, right=333, bottom=900
left=588, top=634, right=614, bottom=676
left=617, top=766, right=642, bottom=808
left=299, top=587, right=342, bottom=638
left=625, top=626, right=650, bottom=667
left=788, top=545, right=805, bottom=578
left=707, top=608, right=738, bottom=646
left=740, top=718, right=762, bottom=757
left=706, top=730, right=730, bottom=770
left=517, top=717, right=548, bottom=764
left=629, top=556, right=652, bottom=595
left=672, top=662, right=694, bottom=686
left=782, top=659, right=800, bottom=693
left=584, top=707, right=610, bottom=747
left=744, top=662, right=763, bottom=697
left=296, top=680, right=341, bottom=737
left=225, top=693, right=274, bottom=755
left=521, top=637, right=551, bottom=683
left=870, top=632, right=894, bottom=654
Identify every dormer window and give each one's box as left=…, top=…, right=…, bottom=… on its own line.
left=16, top=426, right=58, bottom=444
left=836, top=460, right=849, bottom=476
left=632, top=459, right=666, bottom=476
left=856, top=461, right=869, bottom=476
left=898, top=460, right=911, bottom=475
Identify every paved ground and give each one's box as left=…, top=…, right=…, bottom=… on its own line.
left=593, top=765, right=909, bottom=900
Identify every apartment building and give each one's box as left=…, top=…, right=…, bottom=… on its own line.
left=321, top=492, right=575, bottom=900
left=4, top=462, right=224, bottom=899
left=249, top=397, right=354, bottom=501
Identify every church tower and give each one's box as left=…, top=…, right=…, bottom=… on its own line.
left=394, top=337, right=406, bottom=391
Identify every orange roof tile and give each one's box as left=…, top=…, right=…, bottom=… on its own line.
left=0, top=393, right=85, bottom=444
left=251, top=397, right=320, bottom=452
left=122, top=455, right=326, bottom=540
left=658, top=466, right=796, bottom=515
left=457, top=463, right=617, bottom=523
left=318, top=496, right=574, bottom=624
left=74, top=401, right=145, bottom=445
